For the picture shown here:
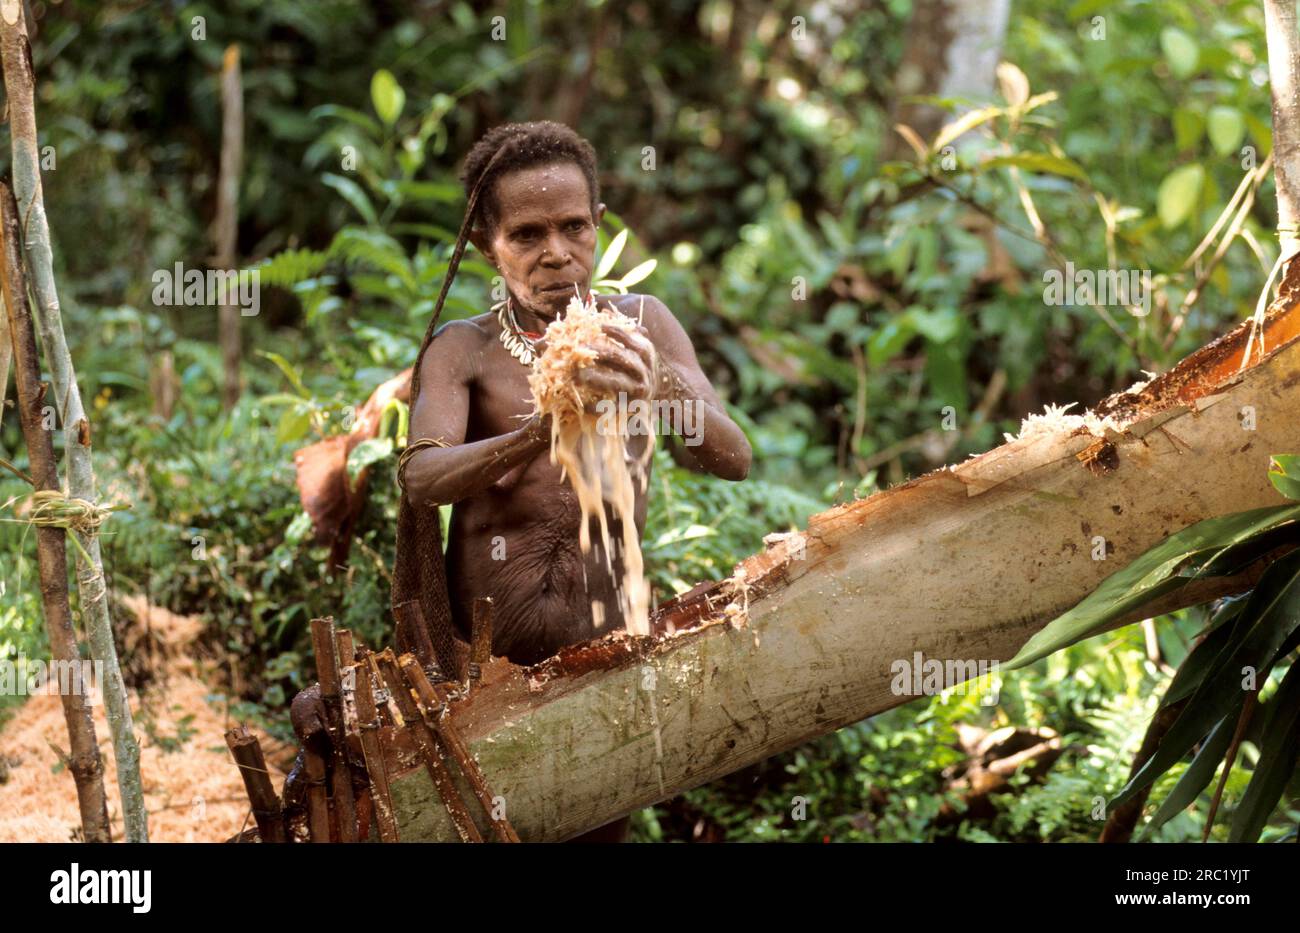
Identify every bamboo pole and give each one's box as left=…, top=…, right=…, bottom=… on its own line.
left=0, top=3, right=146, bottom=841
left=215, top=44, right=243, bottom=410
left=0, top=181, right=111, bottom=843
left=225, top=726, right=287, bottom=843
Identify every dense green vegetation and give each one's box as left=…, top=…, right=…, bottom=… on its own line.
left=1, top=0, right=1296, bottom=841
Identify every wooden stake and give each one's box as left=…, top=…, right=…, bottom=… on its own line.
left=469, top=596, right=493, bottom=684
left=401, top=656, right=519, bottom=842
left=0, top=182, right=111, bottom=843
left=394, top=599, right=444, bottom=680
left=303, top=745, right=332, bottom=843
left=225, top=726, right=286, bottom=843
left=310, top=617, right=357, bottom=842
left=375, top=651, right=482, bottom=842
left=355, top=650, right=399, bottom=842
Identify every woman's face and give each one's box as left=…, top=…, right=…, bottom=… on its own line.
left=477, top=161, right=604, bottom=320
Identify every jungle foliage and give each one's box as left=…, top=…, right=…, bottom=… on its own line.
left=1, top=0, right=1296, bottom=841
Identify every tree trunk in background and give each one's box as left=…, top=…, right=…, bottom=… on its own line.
left=886, top=0, right=1011, bottom=158
left=0, top=182, right=112, bottom=844
left=1266, top=0, right=1300, bottom=261
left=384, top=302, right=1300, bottom=841
left=0, top=2, right=147, bottom=842
left=216, top=44, right=244, bottom=410
left=0, top=294, right=11, bottom=450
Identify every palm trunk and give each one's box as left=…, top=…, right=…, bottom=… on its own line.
left=0, top=4, right=147, bottom=841
left=0, top=182, right=111, bottom=843
left=381, top=301, right=1300, bottom=841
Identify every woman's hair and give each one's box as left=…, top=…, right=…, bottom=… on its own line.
left=460, top=121, right=600, bottom=233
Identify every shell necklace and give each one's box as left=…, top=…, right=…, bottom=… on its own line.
left=494, top=289, right=598, bottom=367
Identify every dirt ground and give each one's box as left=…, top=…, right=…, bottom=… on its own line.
left=0, top=596, right=292, bottom=842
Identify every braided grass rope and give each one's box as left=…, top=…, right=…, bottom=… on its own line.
left=2, top=488, right=128, bottom=568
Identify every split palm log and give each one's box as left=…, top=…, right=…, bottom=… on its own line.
left=383, top=303, right=1300, bottom=841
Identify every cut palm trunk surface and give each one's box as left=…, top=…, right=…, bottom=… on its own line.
left=379, top=298, right=1300, bottom=841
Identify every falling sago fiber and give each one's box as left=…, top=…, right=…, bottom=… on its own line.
left=528, top=294, right=654, bottom=637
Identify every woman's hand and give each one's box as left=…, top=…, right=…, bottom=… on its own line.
left=574, top=322, right=657, bottom=410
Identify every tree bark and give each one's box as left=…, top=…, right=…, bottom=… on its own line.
left=886, top=0, right=1011, bottom=158
left=379, top=301, right=1300, bottom=841
left=0, top=181, right=111, bottom=844
left=215, top=44, right=244, bottom=410
left=0, top=294, right=11, bottom=433
left=0, top=2, right=147, bottom=841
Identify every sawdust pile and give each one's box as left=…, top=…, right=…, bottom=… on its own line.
left=529, top=295, right=655, bottom=637
left=0, top=595, right=290, bottom=842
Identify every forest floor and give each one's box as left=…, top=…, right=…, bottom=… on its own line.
left=0, top=596, right=293, bottom=842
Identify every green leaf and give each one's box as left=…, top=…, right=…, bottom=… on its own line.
left=649, top=524, right=715, bottom=550
left=868, top=317, right=915, bottom=368
left=979, top=152, right=1087, bottom=181
left=930, top=106, right=1002, bottom=154
left=389, top=180, right=460, bottom=204
left=594, top=228, right=628, bottom=283
left=1183, top=520, right=1300, bottom=579
left=1156, top=164, right=1204, bottom=229
left=346, top=437, right=394, bottom=481
left=1172, top=107, right=1204, bottom=151
left=276, top=407, right=312, bottom=445
left=613, top=258, right=657, bottom=290
left=257, top=351, right=310, bottom=398
left=1162, top=605, right=1245, bottom=707
left=1137, top=714, right=1235, bottom=840
left=308, top=104, right=383, bottom=139
left=1206, top=106, right=1246, bottom=157
left=908, top=307, right=961, bottom=343
left=1268, top=455, right=1300, bottom=501
left=321, top=173, right=378, bottom=225
left=370, top=69, right=406, bottom=127
left=1161, top=27, right=1200, bottom=80
left=1228, top=661, right=1300, bottom=842
left=1114, top=548, right=1300, bottom=807
left=1006, top=504, right=1300, bottom=669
